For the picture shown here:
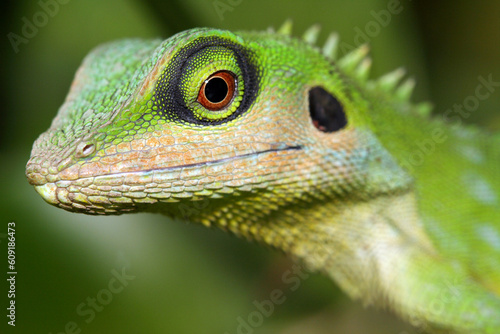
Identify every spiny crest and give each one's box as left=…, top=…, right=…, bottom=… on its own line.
left=302, top=24, right=321, bottom=44
left=277, top=19, right=293, bottom=36
left=271, top=20, right=433, bottom=117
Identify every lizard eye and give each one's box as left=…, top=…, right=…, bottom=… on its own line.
left=152, top=37, right=258, bottom=125
left=177, top=45, right=246, bottom=122
left=197, top=70, right=236, bottom=111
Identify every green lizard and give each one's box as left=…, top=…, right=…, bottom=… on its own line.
left=25, top=22, right=500, bottom=333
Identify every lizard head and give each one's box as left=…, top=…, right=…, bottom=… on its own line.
left=26, top=26, right=412, bottom=239
left=26, top=25, right=500, bottom=333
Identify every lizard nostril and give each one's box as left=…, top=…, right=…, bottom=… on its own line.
left=76, top=142, right=95, bottom=158
left=82, top=144, right=94, bottom=155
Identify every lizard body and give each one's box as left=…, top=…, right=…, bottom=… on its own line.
left=26, top=24, right=500, bottom=333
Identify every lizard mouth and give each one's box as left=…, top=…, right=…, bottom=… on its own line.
left=29, top=145, right=303, bottom=213
left=100, top=145, right=302, bottom=176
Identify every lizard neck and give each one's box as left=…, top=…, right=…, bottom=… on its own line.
left=281, top=191, right=436, bottom=303
left=192, top=186, right=434, bottom=300
left=250, top=190, right=500, bottom=333
left=192, top=188, right=500, bottom=333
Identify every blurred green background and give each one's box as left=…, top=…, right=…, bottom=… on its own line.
left=0, top=1, right=498, bottom=333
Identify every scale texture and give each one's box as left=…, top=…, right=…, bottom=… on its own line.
left=26, top=24, right=500, bottom=333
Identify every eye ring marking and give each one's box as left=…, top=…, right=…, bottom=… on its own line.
left=197, top=70, right=236, bottom=111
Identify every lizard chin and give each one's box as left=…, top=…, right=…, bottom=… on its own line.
left=34, top=183, right=59, bottom=206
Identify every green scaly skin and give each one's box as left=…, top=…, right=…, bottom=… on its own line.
left=25, top=24, right=500, bottom=333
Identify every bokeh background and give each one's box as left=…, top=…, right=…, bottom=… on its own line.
left=1, top=1, right=499, bottom=333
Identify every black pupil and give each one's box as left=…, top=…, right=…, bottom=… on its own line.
left=204, top=77, right=228, bottom=103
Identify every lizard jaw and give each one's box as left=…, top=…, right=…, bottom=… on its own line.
left=28, top=145, right=304, bottom=214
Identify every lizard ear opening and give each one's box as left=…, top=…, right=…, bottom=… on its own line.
left=308, top=86, right=347, bottom=132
